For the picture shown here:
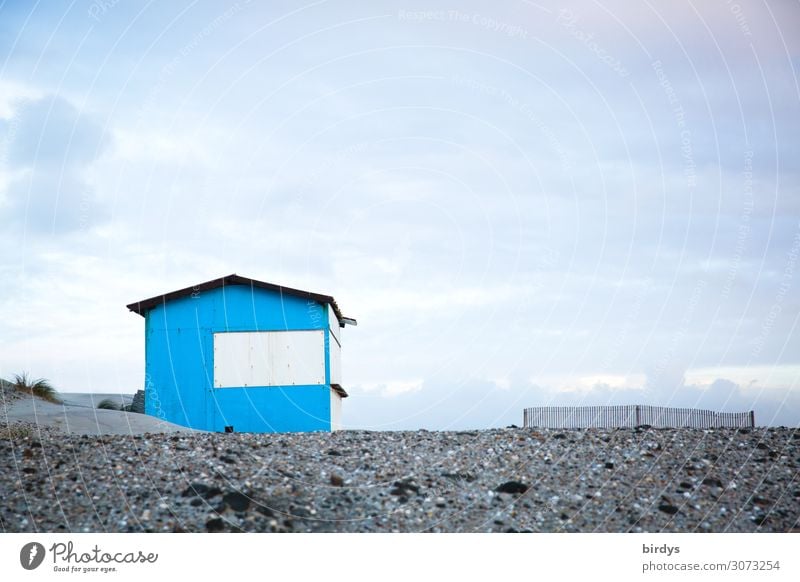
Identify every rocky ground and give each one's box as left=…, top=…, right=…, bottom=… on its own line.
left=1, top=421, right=797, bottom=532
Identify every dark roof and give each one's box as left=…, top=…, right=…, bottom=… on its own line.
left=126, top=274, right=352, bottom=322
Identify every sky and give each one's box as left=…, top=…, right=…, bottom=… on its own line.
left=0, top=0, right=798, bottom=429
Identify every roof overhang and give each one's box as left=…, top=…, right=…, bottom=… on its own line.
left=126, top=274, right=353, bottom=322
left=331, top=384, right=349, bottom=398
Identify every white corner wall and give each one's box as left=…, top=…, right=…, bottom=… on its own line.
left=330, top=389, right=343, bottom=431
left=328, top=305, right=340, bottom=344
left=329, top=331, right=342, bottom=385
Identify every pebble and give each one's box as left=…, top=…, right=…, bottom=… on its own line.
left=658, top=504, right=679, bottom=515
left=0, top=418, right=797, bottom=532
left=223, top=491, right=250, bottom=512
left=495, top=481, right=529, bottom=495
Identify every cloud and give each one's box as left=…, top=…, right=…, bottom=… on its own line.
left=0, top=2, right=797, bottom=431
left=0, top=81, right=42, bottom=119
left=344, top=371, right=799, bottom=430
left=7, top=95, right=106, bottom=166
left=1, top=95, right=109, bottom=234
left=346, top=378, right=542, bottom=430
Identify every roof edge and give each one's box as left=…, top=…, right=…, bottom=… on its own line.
left=331, top=384, right=349, bottom=398
left=126, top=274, right=347, bottom=321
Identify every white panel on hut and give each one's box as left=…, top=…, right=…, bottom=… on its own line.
left=213, top=330, right=325, bottom=387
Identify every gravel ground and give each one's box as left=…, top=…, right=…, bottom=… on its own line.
left=1, top=422, right=798, bottom=533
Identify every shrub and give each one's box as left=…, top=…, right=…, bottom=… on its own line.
left=97, top=399, right=121, bottom=410
left=10, top=373, right=62, bottom=404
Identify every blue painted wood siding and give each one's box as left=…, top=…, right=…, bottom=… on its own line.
left=143, top=284, right=334, bottom=432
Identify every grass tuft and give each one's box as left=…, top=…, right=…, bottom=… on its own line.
left=10, top=372, right=62, bottom=404
left=97, top=398, right=121, bottom=410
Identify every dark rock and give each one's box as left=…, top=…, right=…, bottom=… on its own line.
left=604, top=462, right=614, bottom=470
left=506, top=424, right=519, bottom=429
left=330, top=474, right=344, bottom=487
left=181, top=483, right=222, bottom=499
left=218, top=455, right=236, bottom=464
left=560, top=513, right=569, bottom=521
left=752, top=515, right=769, bottom=526
left=205, top=518, right=225, bottom=532
left=553, top=433, right=567, bottom=439
left=21, top=467, right=36, bottom=474
left=756, top=442, right=768, bottom=450
left=702, top=477, right=724, bottom=488
left=205, top=487, right=223, bottom=499
left=678, top=481, right=694, bottom=490
left=255, top=504, right=275, bottom=517
left=326, top=449, right=342, bottom=456
left=392, top=479, right=420, bottom=494
left=389, top=479, right=419, bottom=502
left=658, top=504, right=679, bottom=515
left=495, top=481, right=529, bottom=495
left=223, top=491, right=250, bottom=512
left=189, top=498, right=203, bottom=507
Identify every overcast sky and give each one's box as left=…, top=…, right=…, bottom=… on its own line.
left=1, top=1, right=798, bottom=429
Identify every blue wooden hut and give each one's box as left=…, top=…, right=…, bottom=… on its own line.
left=126, top=274, right=356, bottom=433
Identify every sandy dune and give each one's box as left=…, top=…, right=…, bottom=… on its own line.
left=3, top=392, right=196, bottom=435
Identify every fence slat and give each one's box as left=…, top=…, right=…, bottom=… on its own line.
left=522, top=405, right=754, bottom=429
